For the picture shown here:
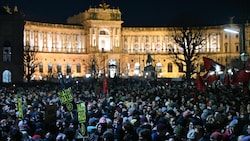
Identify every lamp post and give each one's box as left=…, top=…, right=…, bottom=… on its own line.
left=240, top=52, right=249, bottom=68
left=239, top=22, right=249, bottom=68
left=224, top=22, right=248, bottom=68
left=91, top=59, right=96, bottom=78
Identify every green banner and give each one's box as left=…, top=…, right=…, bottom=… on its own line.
left=77, top=102, right=86, bottom=122
left=18, top=98, right=23, bottom=119
left=77, top=102, right=87, bottom=136
left=59, top=88, right=74, bottom=111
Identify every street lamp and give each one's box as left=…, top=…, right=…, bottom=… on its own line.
left=224, top=22, right=248, bottom=68
left=240, top=52, right=249, bottom=68
left=91, top=60, right=96, bottom=78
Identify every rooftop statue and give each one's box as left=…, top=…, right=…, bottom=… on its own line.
left=99, top=2, right=110, bottom=10
left=3, top=5, right=12, bottom=14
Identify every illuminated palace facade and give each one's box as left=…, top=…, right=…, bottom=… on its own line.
left=0, top=4, right=250, bottom=83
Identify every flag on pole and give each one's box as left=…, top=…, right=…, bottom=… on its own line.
left=203, top=57, right=225, bottom=71
left=203, top=71, right=218, bottom=83
left=102, top=73, right=108, bottom=95
left=196, top=73, right=206, bottom=91
left=203, top=57, right=213, bottom=71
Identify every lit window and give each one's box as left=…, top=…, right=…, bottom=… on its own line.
left=3, top=41, right=11, bottom=62
left=178, top=63, right=184, bottom=72
left=168, top=63, right=172, bottom=72
left=134, top=62, right=140, bottom=75
left=48, top=63, right=52, bottom=73
left=155, top=63, right=162, bottom=72
left=236, top=45, right=239, bottom=52
left=39, top=62, right=43, bottom=73
left=76, top=63, right=81, bottom=73
left=67, top=63, right=71, bottom=74
left=57, top=63, right=62, bottom=73
left=100, top=30, right=107, bottom=35
left=3, top=47, right=11, bottom=62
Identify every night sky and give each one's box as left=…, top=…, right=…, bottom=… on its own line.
left=1, top=0, right=249, bottom=26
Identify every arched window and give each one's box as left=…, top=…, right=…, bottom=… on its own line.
left=155, top=63, right=162, bottom=72
left=57, top=63, right=62, bottom=73
left=39, top=62, right=43, bottom=73
left=168, top=63, right=173, bottom=72
left=76, top=63, right=81, bottom=73
left=100, top=30, right=107, bottom=35
left=178, top=63, right=184, bottom=72
left=67, top=63, right=71, bottom=74
left=224, top=43, right=228, bottom=52
left=2, top=70, right=11, bottom=83
left=48, top=62, right=52, bottom=73
left=236, top=45, right=239, bottom=52
left=134, top=62, right=140, bottom=75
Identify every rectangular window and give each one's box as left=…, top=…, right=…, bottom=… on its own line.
left=48, top=67, right=52, bottom=73
left=76, top=65, right=81, bottom=73
left=67, top=66, right=71, bottom=74
left=3, top=47, right=11, bottom=62
left=39, top=65, right=43, bottom=73
left=168, top=63, right=173, bottom=72
left=178, top=64, right=184, bottom=72
left=57, top=65, right=61, bottom=73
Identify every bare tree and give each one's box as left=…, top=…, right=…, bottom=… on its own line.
left=24, top=45, right=38, bottom=82
left=170, top=27, right=205, bottom=82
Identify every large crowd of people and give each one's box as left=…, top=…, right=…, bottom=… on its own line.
left=0, top=77, right=250, bottom=141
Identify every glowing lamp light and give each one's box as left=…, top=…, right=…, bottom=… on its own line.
left=224, top=28, right=239, bottom=34
left=240, top=52, right=249, bottom=62
left=240, top=52, right=249, bottom=68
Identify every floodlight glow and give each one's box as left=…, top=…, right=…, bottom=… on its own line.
left=224, top=28, right=239, bottom=34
